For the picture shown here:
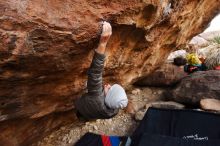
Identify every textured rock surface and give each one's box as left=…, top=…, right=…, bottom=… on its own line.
left=0, top=111, right=76, bottom=146
left=190, top=30, right=220, bottom=47
left=200, top=98, right=220, bottom=111
left=189, top=36, right=209, bottom=46
left=0, top=0, right=220, bottom=145
left=134, top=64, right=187, bottom=87
left=171, top=70, right=220, bottom=105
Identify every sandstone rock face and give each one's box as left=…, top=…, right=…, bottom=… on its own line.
left=0, top=0, right=220, bottom=145
left=171, top=70, right=220, bottom=105
left=0, top=111, right=76, bottom=146
left=189, top=36, right=209, bottom=46
left=199, top=30, right=220, bottom=41
left=190, top=30, right=220, bottom=47
left=134, top=64, right=187, bottom=87
left=200, top=98, right=220, bottom=112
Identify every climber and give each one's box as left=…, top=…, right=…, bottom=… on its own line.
left=75, top=21, right=128, bottom=120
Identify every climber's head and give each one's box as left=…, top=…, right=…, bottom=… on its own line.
left=104, top=84, right=128, bottom=109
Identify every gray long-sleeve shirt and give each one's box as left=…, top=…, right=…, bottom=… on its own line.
left=75, top=51, right=118, bottom=120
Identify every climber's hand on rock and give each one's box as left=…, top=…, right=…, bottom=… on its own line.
left=95, top=21, right=112, bottom=54
left=99, top=21, right=112, bottom=44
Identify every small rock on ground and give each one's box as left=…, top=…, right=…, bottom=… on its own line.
left=200, top=98, right=220, bottom=111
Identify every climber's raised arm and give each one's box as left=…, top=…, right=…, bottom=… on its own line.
left=87, top=21, right=112, bottom=95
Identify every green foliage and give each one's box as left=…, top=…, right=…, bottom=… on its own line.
left=212, top=36, right=220, bottom=44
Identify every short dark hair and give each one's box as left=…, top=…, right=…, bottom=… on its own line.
left=173, top=57, right=187, bottom=66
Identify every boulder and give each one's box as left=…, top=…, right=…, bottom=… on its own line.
left=189, top=36, right=209, bottom=46
left=200, top=98, right=220, bottom=111
left=0, top=111, right=76, bottom=146
left=199, top=30, right=220, bottom=41
left=189, top=31, right=220, bottom=47
left=134, top=64, right=187, bottom=87
left=171, top=70, right=220, bottom=105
